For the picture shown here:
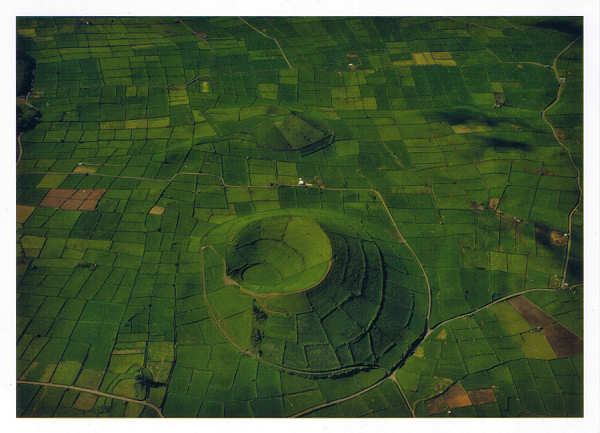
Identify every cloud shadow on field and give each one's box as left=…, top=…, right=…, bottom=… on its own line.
left=480, top=137, right=531, bottom=151
left=428, top=108, right=501, bottom=126
left=428, top=108, right=536, bottom=132
left=533, top=19, right=583, bottom=37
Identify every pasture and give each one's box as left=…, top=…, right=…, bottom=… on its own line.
left=16, top=16, right=582, bottom=417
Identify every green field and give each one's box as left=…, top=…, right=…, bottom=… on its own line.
left=16, top=16, right=583, bottom=418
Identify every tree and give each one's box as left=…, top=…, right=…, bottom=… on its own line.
left=17, top=105, right=41, bottom=134
left=251, top=328, right=263, bottom=346
left=252, top=304, right=267, bottom=322
left=135, top=367, right=166, bottom=390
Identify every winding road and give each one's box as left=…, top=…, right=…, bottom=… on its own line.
left=289, top=37, right=584, bottom=418
left=540, top=38, right=582, bottom=287
left=289, top=284, right=567, bottom=417
left=16, top=379, right=164, bottom=417
left=15, top=32, right=582, bottom=419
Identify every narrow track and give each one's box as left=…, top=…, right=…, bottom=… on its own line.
left=290, top=285, right=562, bottom=417
left=200, top=246, right=369, bottom=379
left=16, top=94, right=39, bottom=165
left=16, top=96, right=40, bottom=112
left=540, top=37, right=582, bottom=287
left=425, top=287, right=559, bottom=337
left=17, top=133, right=23, bottom=165
left=390, top=375, right=415, bottom=417
left=16, top=379, right=164, bottom=417
left=16, top=35, right=582, bottom=420
left=238, top=17, right=293, bottom=69
left=290, top=374, right=391, bottom=418
left=15, top=167, right=434, bottom=340
left=320, top=186, right=433, bottom=326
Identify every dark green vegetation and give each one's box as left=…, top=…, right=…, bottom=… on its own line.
left=16, top=17, right=582, bottom=418
left=17, top=36, right=40, bottom=137
left=17, top=36, right=36, bottom=97
left=17, top=103, right=41, bottom=136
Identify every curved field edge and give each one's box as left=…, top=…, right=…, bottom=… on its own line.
left=294, top=284, right=581, bottom=417
left=197, top=206, right=429, bottom=377
left=15, top=17, right=583, bottom=418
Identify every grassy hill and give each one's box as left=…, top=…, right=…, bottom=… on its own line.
left=16, top=16, right=583, bottom=418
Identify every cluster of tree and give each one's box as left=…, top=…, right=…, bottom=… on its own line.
left=17, top=35, right=40, bottom=141
left=17, top=105, right=41, bottom=135
left=251, top=327, right=263, bottom=346
left=252, top=304, right=268, bottom=322
left=251, top=302, right=268, bottom=349
left=135, top=367, right=166, bottom=389
left=17, top=36, right=35, bottom=97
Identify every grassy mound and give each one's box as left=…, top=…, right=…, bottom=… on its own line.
left=254, top=111, right=333, bottom=154
left=202, top=208, right=428, bottom=376
left=227, top=215, right=332, bottom=294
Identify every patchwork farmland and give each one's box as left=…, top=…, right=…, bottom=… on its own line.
left=16, top=17, right=583, bottom=417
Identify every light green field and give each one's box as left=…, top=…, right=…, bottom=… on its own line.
left=16, top=16, right=583, bottom=418
left=227, top=215, right=332, bottom=294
